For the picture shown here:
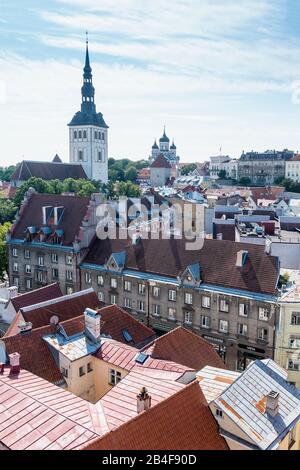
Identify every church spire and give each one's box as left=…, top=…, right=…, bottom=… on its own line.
left=81, top=32, right=96, bottom=114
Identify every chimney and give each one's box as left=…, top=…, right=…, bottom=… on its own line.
left=236, top=250, right=248, bottom=267
left=84, top=308, right=101, bottom=343
left=266, top=391, right=279, bottom=417
left=8, top=286, right=18, bottom=299
left=9, top=352, right=20, bottom=375
left=132, top=233, right=141, bottom=245
left=137, top=387, right=151, bottom=414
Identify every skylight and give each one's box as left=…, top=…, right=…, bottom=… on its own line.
left=122, top=329, right=133, bottom=343
left=135, top=353, right=149, bottom=365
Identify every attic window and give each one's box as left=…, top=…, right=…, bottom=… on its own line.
left=135, top=353, right=149, bottom=365
left=122, top=329, right=133, bottom=343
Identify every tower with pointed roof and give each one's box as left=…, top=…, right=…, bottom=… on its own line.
left=68, top=34, right=108, bottom=183
left=149, top=128, right=180, bottom=180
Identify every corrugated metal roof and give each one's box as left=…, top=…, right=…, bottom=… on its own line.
left=214, top=360, right=300, bottom=450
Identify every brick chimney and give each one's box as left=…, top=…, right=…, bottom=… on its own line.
left=9, top=352, right=20, bottom=375
left=236, top=250, right=248, bottom=267
left=266, top=390, right=279, bottom=417
left=137, top=387, right=151, bottom=414
left=84, top=308, right=101, bottom=343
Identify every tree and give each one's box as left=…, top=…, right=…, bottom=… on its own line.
left=48, top=179, right=64, bottom=195
left=0, top=222, right=11, bottom=281
left=239, top=177, right=251, bottom=186
left=13, top=177, right=52, bottom=206
left=218, top=169, right=227, bottom=179
left=125, top=166, right=138, bottom=182
left=180, top=164, right=197, bottom=176
left=0, top=166, right=16, bottom=182
left=115, top=181, right=141, bottom=197
left=0, top=198, right=17, bottom=224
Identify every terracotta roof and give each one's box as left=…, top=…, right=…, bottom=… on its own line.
left=250, top=186, right=284, bottom=204
left=99, top=304, right=155, bottom=347
left=11, top=193, right=91, bottom=246
left=150, top=154, right=172, bottom=169
left=3, top=311, right=25, bottom=337
left=10, top=160, right=87, bottom=182
left=2, top=305, right=156, bottom=383
left=99, top=368, right=185, bottom=430
left=20, top=288, right=99, bottom=330
left=83, top=381, right=228, bottom=450
left=287, top=154, right=300, bottom=162
left=144, top=327, right=226, bottom=371
left=84, top=238, right=279, bottom=295
left=137, top=168, right=150, bottom=179
left=0, top=368, right=107, bottom=450
left=10, top=283, right=63, bottom=313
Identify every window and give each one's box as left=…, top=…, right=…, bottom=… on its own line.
left=219, top=299, right=229, bottom=313
left=184, top=311, right=192, bottom=325
left=94, top=131, right=98, bottom=140
left=219, top=320, right=229, bottom=333
left=97, top=275, right=104, bottom=286
left=38, top=256, right=44, bottom=267
left=61, top=367, right=68, bottom=378
left=66, top=287, right=74, bottom=295
left=66, top=255, right=72, bottom=265
left=12, top=248, right=18, bottom=257
left=13, top=263, right=18, bottom=272
left=87, top=362, right=93, bottom=373
left=66, top=270, right=73, bottom=281
left=258, top=328, right=268, bottom=341
left=110, top=294, right=117, bottom=304
left=168, top=290, right=177, bottom=302
left=202, top=296, right=211, bottom=309
left=152, top=304, right=160, bottom=316
left=124, top=280, right=132, bottom=292
left=185, top=293, right=193, bottom=305
left=291, top=313, right=300, bottom=325
left=52, top=268, right=59, bottom=279
left=78, top=150, right=83, bottom=161
left=288, top=359, right=300, bottom=371
left=201, top=316, right=211, bottom=329
left=138, top=284, right=146, bottom=295
left=13, top=277, right=19, bottom=287
left=216, top=408, right=223, bottom=418
left=83, top=130, right=87, bottom=139
left=238, top=324, right=248, bottom=336
left=152, top=286, right=160, bottom=297
left=74, top=130, right=77, bottom=139
left=37, top=271, right=45, bottom=284
left=78, top=130, right=82, bottom=139
left=79, top=366, right=85, bottom=377
left=97, top=150, right=102, bottom=162
left=51, top=253, right=58, bottom=263
left=111, top=278, right=117, bottom=289
left=124, top=297, right=132, bottom=309
left=102, top=132, right=105, bottom=141
left=138, top=301, right=145, bottom=312
left=109, top=369, right=121, bottom=386
left=288, top=336, right=300, bottom=349
left=259, top=307, right=269, bottom=321
left=98, top=291, right=104, bottom=302
left=85, top=272, right=92, bottom=284
left=239, top=303, right=248, bottom=317
left=168, top=307, right=176, bottom=320
left=26, top=278, right=32, bottom=290
left=24, top=250, right=30, bottom=259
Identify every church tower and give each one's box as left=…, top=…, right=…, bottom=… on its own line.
left=68, top=35, right=108, bottom=183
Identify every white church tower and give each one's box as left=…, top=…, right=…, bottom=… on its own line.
left=68, top=35, right=108, bottom=183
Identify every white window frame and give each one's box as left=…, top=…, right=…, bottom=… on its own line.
left=124, top=280, right=132, bottom=292
left=258, top=327, right=268, bottom=341
left=238, top=324, right=248, bottom=336
left=13, top=262, right=18, bottom=272
left=52, top=268, right=59, bottom=279
left=239, top=303, right=248, bottom=317
left=185, top=293, right=193, bottom=305
left=98, top=291, right=104, bottom=302
left=66, top=255, right=72, bottom=265
left=220, top=299, right=229, bottom=313
left=259, top=307, right=269, bottom=322
left=201, top=315, right=210, bottom=329
left=184, top=311, right=192, bottom=325
left=85, top=272, right=92, bottom=284
left=124, top=297, right=132, bottom=309
left=138, top=300, right=146, bottom=312
left=111, top=278, right=117, bottom=289
left=38, top=256, right=44, bottom=267
left=66, top=270, right=73, bottom=281
left=219, top=319, right=229, bottom=333
left=12, top=248, right=18, bottom=257
left=168, top=307, right=176, bottom=320
left=24, top=250, right=30, bottom=259
left=138, top=283, right=146, bottom=295
left=202, top=296, right=211, bottom=309
left=110, top=294, right=117, bottom=305
left=168, top=290, right=177, bottom=302
left=152, top=286, right=160, bottom=298
left=109, top=368, right=121, bottom=386
left=152, top=304, right=160, bottom=316
left=97, top=275, right=104, bottom=286
left=51, top=253, right=58, bottom=264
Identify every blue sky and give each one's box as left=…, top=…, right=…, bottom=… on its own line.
left=1, top=0, right=300, bottom=164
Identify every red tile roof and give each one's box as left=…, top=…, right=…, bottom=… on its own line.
left=10, top=283, right=63, bottom=313
left=150, top=154, right=172, bottom=169
left=0, top=368, right=107, bottom=450
left=11, top=193, right=91, bottom=246
left=20, top=288, right=99, bottom=330
left=99, top=368, right=185, bottom=430
left=287, top=154, right=300, bottom=162
left=3, top=311, right=25, bottom=337
left=83, top=381, right=228, bottom=450
left=144, top=327, right=226, bottom=371
left=85, top=238, right=279, bottom=295
left=99, top=304, right=155, bottom=347
left=250, top=186, right=284, bottom=204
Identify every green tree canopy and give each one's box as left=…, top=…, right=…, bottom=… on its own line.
left=180, top=164, right=197, bottom=176
left=0, top=198, right=18, bottom=224
left=0, top=222, right=11, bottom=281
left=125, top=166, right=138, bottom=182
left=0, top=166, right=16, bottom=182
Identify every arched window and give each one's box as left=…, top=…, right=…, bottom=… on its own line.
left=94, top=131, right=98, bottom=140
left=97, top=150, right=102, bottom=162
left=74, top=130, right=77, bottom=139
left=83, top=130, right=87, bottom=139
left=102, top=132, right=105, bottom=141
left=78, top=130, right=82, bottom=139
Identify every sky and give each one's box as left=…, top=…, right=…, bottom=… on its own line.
left=1, top=0, right=300, bottom=165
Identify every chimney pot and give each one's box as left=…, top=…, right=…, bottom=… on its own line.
left=9, top=352, right=20, bottom=375
left=137, top=386, right=151, bottom=414
left=84, top=308, right=101, bottom=343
